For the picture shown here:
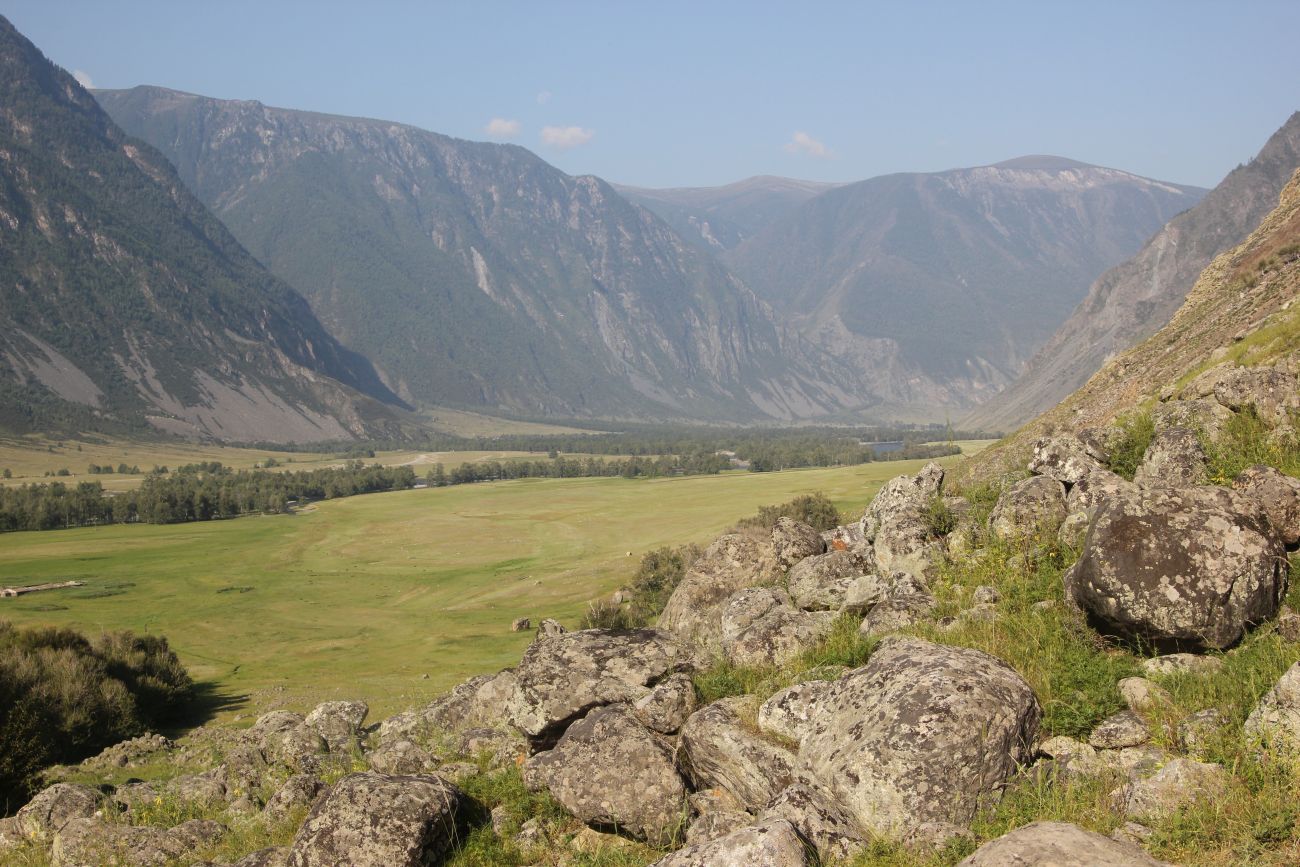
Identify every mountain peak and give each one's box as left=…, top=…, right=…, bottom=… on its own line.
left=991, top=155, right=1097, bottom=171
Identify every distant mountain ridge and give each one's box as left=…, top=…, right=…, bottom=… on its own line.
left=963, top=112, right=1300, bottom=432
left=722, top=158, right=1207, bottom=418
left=96, top=86, right=871, bottom=423
left=0, top=17, right=407, bottom=442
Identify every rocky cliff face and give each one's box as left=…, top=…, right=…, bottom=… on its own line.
left=725, top=157, right=1207, bottom=419
left=965, top=114, right=1300, bottom=432
left=0, top=18, right=407, bottom=442
left=95, top=87, right=870, bottom=423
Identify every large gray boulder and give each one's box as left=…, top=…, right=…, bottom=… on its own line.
left=1244, top=661, right=1300, bottom=751
left=1029, top=434, right=1107, bottom=485
left=1153, top=397, right=1232, bottom=443
left=957, top=820, right=1169, bottom=866
left=15, top=783, right=101, bottom=839
left=633, top=672, right=697, bottom=734
left=1234, top=464, right=1300, bottom=546
left=758, top=678, right=838, bottom=745
left=719, top=587, right=825, bottom=667
left=1133, top=427, right=1208, bottom=488
left=988, top=475, right=1067, bottom=540
left=503, top=627, right=695, bottom=747
left=1115, top=757, right=1228, bottom=821
left=263, top=774, right=325, bottom=822
left=286, top=773, right=462, bottom=867
left=649, top=818, right=815, bottom=867
left=525, top=704, right=686, bottom=844
left=1065, top=487, right=1287, bottom=649
left=678, top=697, right=797, bottom=811
left=798, top=637, right=1040, bottom=845
left=771, top=517, right=826, bottom=569
left=659, top=534, right=780, bottom=647
left=760, top=780, right=863, bottom=860
left=787, top=549, right=875, bottom=611
left=53, top=817, right=224, bottom=867
left=861, top=463, right=945, bottom=580
left=304, top=700, right=368, bottom=753
left=1210, top=364, right=1300, bottom=429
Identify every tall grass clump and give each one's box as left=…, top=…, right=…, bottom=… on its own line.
left=1105, top=410, right=1155, bottom=480
left=1204, top=408, right=1300, bottom=483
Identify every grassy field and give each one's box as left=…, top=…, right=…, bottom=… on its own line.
left=0, top=454, right=974, bottom=720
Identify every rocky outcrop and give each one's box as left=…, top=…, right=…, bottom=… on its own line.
left=649, top=818, right=815, bottom=867
left=633, top=672, right=697, bottom=735
left=771, top=518, right=826, bottom=569
left=658, top=534, right=779, bottom=647
left=758, top=679, right=837, bottom=744
left=525, top=704, right=686, bottom=844
left=719, top=587, right=826, bottom=667
left=1028, top=434, right=1107, bottom=485
left=15, top=784, right=101, bottom=839
left=861, top=463, right=945, bottom=579
left=786, top=549, right=874, bottom=610
left=1133, top=427, right=1208, bottom=488
left=303, top=700, right=368, bottom=753
left=53, top=817, right=224, bottom=867
left=286, top=773, right=462, bottom=867
left=988, top=475, right=1068, bottom=540
left=1065, top=486, right=1287, bottom=649
left=957, top=821, right=1169, bottom=866
left=678, top=697, right=797, bottom=811
left=798, top=637, right=1040, bottom=845
left=1234, top=464, right=1300, bottom=546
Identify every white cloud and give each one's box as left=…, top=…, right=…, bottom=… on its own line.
left=484, top=117, right=521, bottom=139
left=536, top=90, right=553, bottom=105
left=540, top=125, right=594, bottom=149
left=784, top=130, right=831, bottom=158
left=72, top=69, right=94, bottom=89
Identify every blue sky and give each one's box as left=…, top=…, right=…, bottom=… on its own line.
left=7, top=1, right=1299, bottom=188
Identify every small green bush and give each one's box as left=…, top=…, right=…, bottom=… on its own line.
left=737, top=492, right=844, bottom=532
left=1105, top=410, right=1155, bottom=480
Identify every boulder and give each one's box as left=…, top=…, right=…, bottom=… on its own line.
left=1029, top=435, right=1107, bottom=486
left=973, top=585, right=1001, bottom=605
left=760, top=780, right=863, bottom=860
left=525, top=704, right=686, bottom=844
left=988, top=475, right=1067, bottom=540
left=15, top=783, right=100, bottom=839
left=511, top=617, right=531, bottom=632
left=538, top=618, right=567, bottom=637
left=787, top=549, right=875, bottom=611
left=1280, top=608, right=1300, bottom=641
left=272, top=724, right=329, bottom=771
left=1118, top=677, right=1172, bottom=713
left=649, top=818, right=815, bottom=867
left=633, top=672, right=697, bottom=734
left=1233, top=464, right=1300, bottom=546
left=1064, top=486, right=1287, bottom=649
left=367, top=739, right=438, bottom=775
left=263, top=774, right=325, bottom=822
left=166, top=771, right=227, bottom=806
left=798, top=637, right=1040, bottom=845
left=1133, top=427, right=1208, bottom=488
left=822, top=522, right=867, bottom=552
left=1153, top=397, right=1232, bottom=443
left=219, top=743, right=270, bottom=797
left=1179, top=709, right=1226, bottom=756
left=304, top=700, right=368, bottom=753
left=53, top=817, right=224, bottom=867
left=1244, top=661, right=1300, bottom=752
left=1089, top=711, right=1150, bottom=750
left=684, top=810, right=752, bottom=846
left=1141, top=653, right=1223, bottom=676
left=1036, top=736, right=1117, bottom=782
left=758, top=678, right=837, bottom=745
left=1116, top=757, right=1228, bottom=820
left=719, top=587, right=825, bottom=667
left=678, top=697, right=797, bottom=811
left=658, top=534, right=780, bottom=647
left=858, top=573, right=936, bottom=637
left=378, top=671, right=515, bottom=744
left=457, top=727, right=521, bottom=766
left=503, top=627, right=695, bottom=747
left=286, top=773, right=462, bottom=867
left=957, top=820, right=1169, bottom=866
left=1210, top=364, right=1300, bottom=429
left=1066, top=469, right=1138, bottom=515
left=861, top=463, right=945, bottom=579
left=771, top=517, right=826, bottom=569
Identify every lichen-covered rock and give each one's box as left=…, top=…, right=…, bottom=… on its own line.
left=1065, top=486, right=1287, bottom=649
left=1118, top=677, right=1172, bottom=713
left=85, top=732, right=174, bottom=769
left=633, top=672, right=697, bottom=734
left=861, top=463, right=945, bottom=580
left=367, top=739, right=438, bottom=775
left=988, top=475, right=1067, bottom=540
left=525, top=705, right=686, bottom=844
left=649, top=818, right=815, bottom=867
left=1134, top=427, right=1208, bottom=488
left=957, top=820, right=1168, bottom=866
left=798, top=636, right=1040, bottom=845
left=720, top=587, right=825, bottom=667
left=758, top=678, right=837, bottom=745
left=839, top=573, right=891, bottom=615
left=1179, top=709, right=1225, bottom=756
left=787, top=549, right=875, bottom=611
left=1089, top=711, right=1151, bottom=749
left=286, top=773, right=462, bottom=867
left=304, top=700, right=368, bottom=753
left=1141, top=653, right=1223, bottom=676
left=1066, top=469, right=1138, bottom=515
left=1210, top=364, right=1300, bottom=429
left=771, top=517, right=826, bottom=569
left=857, top=573, right=937, bottom=637
left=15, top=783, right=100, bottom=839
left=1153, top=397, right=1232, bottom=442
left=503, top=627, right=695, bottom=747
left=263, top=774, right=324, bottom=822
left=374, top=672, right=514, bottom=747
left=1037, top=736, right=1118, bottom=781
left=248, top=711, right=305, bottom=751
left=457, top=727, right=521, bottom=766
left=538, top=618, right=567, bottom=637
left=166, top=771, right=227, bottom=806
left=1244, top=661, right=1300, bottom=752
left=684, top=810, right=752, bottom=846
left=822, top=522, right=867, bottom=552
left=219, top=744, right=270, bottom=797
left=53, top=817, right=224, bottom=867
left=272, top=724, right=329, bottom=772
left=760, top=780, right=863, bottom=860
left=1234, top=464, right=1300, bottom=546
left=678, top=697, right=796, bottom=811
left=1116, top=757, right=1228, bottom=820
left=1029, top=435, right=1107, bottom=485
left=658, top=534, right=780, bottom=647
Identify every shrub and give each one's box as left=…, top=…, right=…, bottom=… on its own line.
left=1105, top=410, right=1155, bottom=480
left=737, top=492, right=844, bottom=532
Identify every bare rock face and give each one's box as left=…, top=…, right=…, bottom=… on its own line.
left=720, top=587, right=825, bottom=667
left=1234, top=464, right=1300, bottom=546
left=798, top=636, right=1040, bottom=845
left=678, top=697, right=797, bottom=811
left=525, top=704, right=687, bottom=844
left=988, top=475, right=1068, bottom=540
left=649, top=818, right=815, bottom=867
left=286, top=773, right=462, bottom=867
left=304, top=700, right=368, bottom=753
left=1134, top=427, right=1208, bottom=488
left=771, top=517, right=826, bottom=569
left=1245, top=661, right=1300, bottom=752
left=658, top=534, right=780, bottom=647
left=758, top=678, right=838, bottom=745
left=957, top=820, right=1169, bottom=866
left=1029, top=434, right=1107, bottom=485
left=53, top=817, right=224, bottom=867
left=633, top=672, right=698, bottom=735
left=15, top=783, right=100, bottom=839
left=787, top=549, right=875, bottom=611
left=1065, top=486, right=1287, bottom=649
left=503, top=627, right=696, bottom=748
left=861, top=463, right=945, bottom=580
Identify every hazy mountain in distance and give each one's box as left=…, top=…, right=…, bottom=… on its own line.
left=963, top=112, right=1300, bottom=433
left=0, top=16, right=408, bottom=442
left=613, top=176, right=842, bottom=251
left=96, top=86, right=870, bottom=423
left=724, top=158, right=1207, bottom=417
